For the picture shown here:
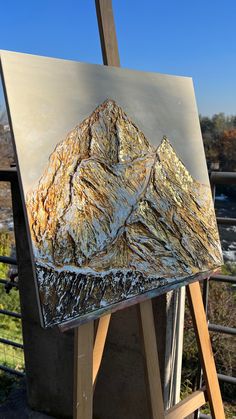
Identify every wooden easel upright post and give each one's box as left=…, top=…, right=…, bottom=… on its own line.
left=73, top=1, right=225, bottom=419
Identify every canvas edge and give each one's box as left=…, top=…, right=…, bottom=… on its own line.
left=0, top=53, right=46, bottom=329
left=0, top=48, right=193, bottom=82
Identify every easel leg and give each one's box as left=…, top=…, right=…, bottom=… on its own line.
left=74, top=322, right=94, bottom=419
left=139, top=300, right=165, bottom=419
left=187, top=281, right=225, bottom=419
left=93, top=314, right=111, bottom=387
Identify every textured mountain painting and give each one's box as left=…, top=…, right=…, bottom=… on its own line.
left=25, top=100, right=222, bottom=327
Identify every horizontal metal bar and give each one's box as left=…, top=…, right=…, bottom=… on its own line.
left=0, top=255, right=17, bottom=265
left=210, top=274, right=236, bottom=284
left=208, top=323, right=236, bottom=336
left=0, top=364, right=25, bottom=377
left=0, top=278, right=18, bottom=288
left=218, top=373, right=236, bottom=385
left=0, top=309, right=21, bottom=319
left=216, top=217, right=236, bottom=225
left=0, top=337, right=23, bottom=349
left=211, top=171, right=236, bottom=185
left=199, top=415, right=211, bottom=419
left=0, top=167, right=17, bottom=182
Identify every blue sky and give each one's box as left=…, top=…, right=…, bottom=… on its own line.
left=0, top=0, right=235, bottom=116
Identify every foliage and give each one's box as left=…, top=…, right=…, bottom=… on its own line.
left=180, top=378, right=192, bottom=400
left=201, top=401, right=236, bottom=418
left=0, top=231, right=24, bottom=372
left=221, top=262, right=236, bottom=276
left=207, top=280, right=236, bottom=401
left=200, top=113, right=236, bottom=172
left=0, top=232, right=11, bottom=279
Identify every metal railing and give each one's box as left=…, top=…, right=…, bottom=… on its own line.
left=197, top=171, right=236, bottom=419
left=0, top=167, right=25, bottom=377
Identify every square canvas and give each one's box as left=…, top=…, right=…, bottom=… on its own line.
left=0, top=50, right=223, bottom=329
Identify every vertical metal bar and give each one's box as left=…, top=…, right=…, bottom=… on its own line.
left=211, top=183, right=216, bottom=201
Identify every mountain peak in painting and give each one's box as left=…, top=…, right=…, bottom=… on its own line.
left=26, top=99, right=222, bottom=326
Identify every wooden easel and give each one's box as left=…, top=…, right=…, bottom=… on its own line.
left=72, top=1, right=225, bottom=418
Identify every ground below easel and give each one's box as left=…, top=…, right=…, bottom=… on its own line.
left=0, top=378, right=55, bottom=419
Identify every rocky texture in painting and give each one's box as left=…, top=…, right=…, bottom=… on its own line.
left=26, top=100, right=222, bottom=327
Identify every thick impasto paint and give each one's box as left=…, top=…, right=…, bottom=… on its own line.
left=0, top=51, right=223, bottom=328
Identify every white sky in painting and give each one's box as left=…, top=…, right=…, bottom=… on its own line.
left=0, top=50, right=209, bottom=192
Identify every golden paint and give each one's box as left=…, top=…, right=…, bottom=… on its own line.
left=25, top=100, right=222, bottom=326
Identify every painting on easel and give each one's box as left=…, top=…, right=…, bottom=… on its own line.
left=0, top=50, right=223, bottom=328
